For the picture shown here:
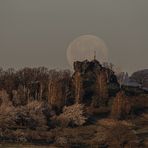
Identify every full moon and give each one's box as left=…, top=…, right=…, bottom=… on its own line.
left=67, top=35, right=108, bottom=68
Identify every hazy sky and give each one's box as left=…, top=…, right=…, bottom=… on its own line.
left=0, top=0, right=148, bottom=74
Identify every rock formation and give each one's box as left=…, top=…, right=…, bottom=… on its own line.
left=111, top=91, right=131, bottom=119
left=72, top=60, right=119, bottom=107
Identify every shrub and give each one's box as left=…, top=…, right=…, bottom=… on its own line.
left=0, top=90, right=17, bottom=128
left=55, top=136, right=68, bottom=146
left=58, top=104, right=87, bottom=127
left=18, top=100, right=48, bottom=130
left=0, top=100, right=49, bottom=130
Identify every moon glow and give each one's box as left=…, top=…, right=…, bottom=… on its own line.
left=66, top=35, right=108, bottom=68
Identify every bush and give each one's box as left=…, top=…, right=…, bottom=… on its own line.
left=55, top=136, right=68, bottom=146
left=14, top=100, right=49, bottom=130
left=0, top=90, right=17, bottom=128
left=57, top=104, right=87, bottom=127
left=0, top=100, right=49, bottom=130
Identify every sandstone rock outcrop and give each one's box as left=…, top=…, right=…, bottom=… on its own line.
left=72, top=60, right=119, bottom=107
left=111, top=91, right=131, bottom=119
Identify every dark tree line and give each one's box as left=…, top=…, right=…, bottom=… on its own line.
left=0, top=67, right=71, bottom=106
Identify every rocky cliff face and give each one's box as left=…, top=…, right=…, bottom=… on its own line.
left=47, top=60, right=119, bottom=109
left=111, top=91, right=131, bottom=119
left=72, top=60, right=119, bottom=107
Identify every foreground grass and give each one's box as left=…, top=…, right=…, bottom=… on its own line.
left=0, top=115, right=147, bottom=147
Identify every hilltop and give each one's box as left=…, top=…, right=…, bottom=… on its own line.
left=0, top=60, right=147, bottom=147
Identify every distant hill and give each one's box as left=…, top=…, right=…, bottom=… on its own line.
left=130, top=69, right=148, bottom=90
